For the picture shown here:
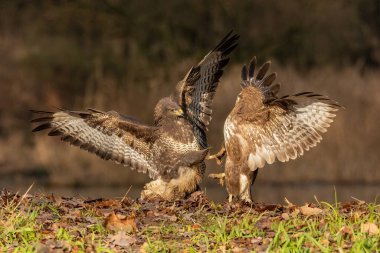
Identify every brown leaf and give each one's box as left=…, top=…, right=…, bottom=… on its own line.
left=251, top=237, right=263, bottom=245
left=140, top=242, right=149, bottom=253
left=349, top=211, right=366, bottom=221
left=256, top=204, right=280, bottom=212
left=254, top=218, right=272, bottom=230
left=47, top=194, right=63, bottom=205
left=95, top=199, right=121, bottom=208
left=168, top=215, right=178, bottom=222
left=291, top=208, right=300, bottom=218
left=35, top=243, right=51, bottom=253
left=72, top=245, right=79, bottom=253
left=291, top=232, right=303, bottom=238
left=321, top=238, right=329, bottom=247
left=339, top=226, right=353, bottom=238
left=107, top=231, right=136, bottom=247
left=192, top=223, right=201, bottom=230
left=281, top=212, right=290, bottom=220
left=300, top=205, right=323, bottom=216
left=232, top=246, right=250, bottom=253
left=104, top=212, right=137, bottom=233
left=361, top=222, right=379, bottom=236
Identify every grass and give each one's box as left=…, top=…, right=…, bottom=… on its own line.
left=0, top=189, right=379, bottom=252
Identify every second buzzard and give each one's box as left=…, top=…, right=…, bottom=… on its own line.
left=209, top=57, right=341, bottom=203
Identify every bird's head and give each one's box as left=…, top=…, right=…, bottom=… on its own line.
left=154, top=97, right=184, bottom=124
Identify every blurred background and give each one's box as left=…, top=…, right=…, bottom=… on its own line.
left=0, top=0, right=379, bottom=204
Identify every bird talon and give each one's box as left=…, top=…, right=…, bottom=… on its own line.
left=207, top=154, right=223, bottom=165
left=208, top=173, right=225, bottom=186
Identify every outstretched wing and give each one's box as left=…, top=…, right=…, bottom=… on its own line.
left=174, top=31, right=239, bottom=148
left=31, top=108, right=160, bottom=179
left=225, top=58, right=341, bottom=170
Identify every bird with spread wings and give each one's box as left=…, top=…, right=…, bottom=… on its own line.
left=31, top=32, right=239, bottom=201
left=209, top=57, right=341, bottom=203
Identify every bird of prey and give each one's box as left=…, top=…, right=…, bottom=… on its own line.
left=31, top=32, right=239, bottom=201
left=209, top=57, right=341, bottom=203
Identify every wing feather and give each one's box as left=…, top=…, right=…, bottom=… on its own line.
left=31, top=109, right=160, bottom=179
left=174, top=31, right=239, bottom=148
left=230, top=94, right=340, bottom=171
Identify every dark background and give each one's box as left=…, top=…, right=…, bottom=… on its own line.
left=0, top=0, right=379, bottom=203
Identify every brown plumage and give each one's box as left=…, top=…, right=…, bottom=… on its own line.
left=31, top=32, right=239, bottom=201
left=209, top=57, right=341, bottom=203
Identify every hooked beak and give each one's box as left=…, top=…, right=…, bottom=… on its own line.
left=172, top=108, right=184, bottom=117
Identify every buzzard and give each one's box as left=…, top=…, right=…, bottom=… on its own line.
left=31, top=32, right=239, bottom=201
left=209, top=57, right=341, bottom=203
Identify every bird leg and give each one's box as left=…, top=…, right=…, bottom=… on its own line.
left=207, top=146, right=226, bottom=165
left=239, top=174, right=253, bottom=203
left=208, top=172, right=225, bottom=186
left=240, top=169, right=259, bottom=204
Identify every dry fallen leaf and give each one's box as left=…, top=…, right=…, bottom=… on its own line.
left=251, top=237, right=263, bottom=244
left=281, top=212, right=290, bottom=220
left=300, top=204, right=323, bottom=216
left=107, top=231, right=137, bottom=247
left=95, top=199, right=121, bottom=208
left=291, top=232, right=303, bottom=238
left=104, top=212, right=137, bottom=233
left=232, top=246, right=249, bottom=253
left=321, top=238, right=330, bottom=247
left=254, top=218, right=272, bottom=230
left=47, top=194, right=63, bottom=206
left=349, top=211, right=366, bottom=221
left=139, top=242, right=149, bottom=253
left=339, top=226, right=353, bottom=238
left=291, top=208, right=300, bottom=218
left=192, top=223, right=201, bottom=230
left=218, top=245, right=227, bottom=252
left=71, top=245, right=79, bottom=253
left=361, top=222, right=379, bottom=236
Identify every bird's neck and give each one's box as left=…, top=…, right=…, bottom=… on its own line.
left=158, top=117, right=195, bottom=141
left=156, top=116, right=185, bottom=128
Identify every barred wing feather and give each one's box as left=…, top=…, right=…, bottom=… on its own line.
left=175, top=31, right=239, bottom=148
left=31, top=109, right=159, bottom=179
left=228, top=93, right=340, bottom=171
